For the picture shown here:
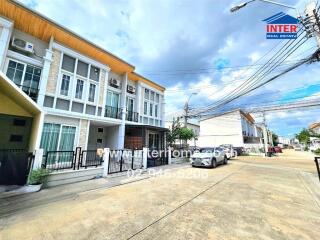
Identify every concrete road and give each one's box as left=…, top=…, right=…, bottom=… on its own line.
left=0, top=150, right=319, bottom=240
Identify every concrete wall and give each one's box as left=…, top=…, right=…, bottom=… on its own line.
left=198, top=110, right=244, bottom=147
left=87, top=125, right=120, bottom=150
left=78, top=119, right=89, bottom=149
left=46, top=49, right=61, bottom=94
left=45, top=167, right=103, bottom=187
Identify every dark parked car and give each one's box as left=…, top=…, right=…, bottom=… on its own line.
left=268, top=146, right=282, bottom=153
left=233, top=147, right=245, bottom=156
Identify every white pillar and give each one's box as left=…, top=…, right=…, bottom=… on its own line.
left=161, top=95, right=165, bottom=127
left=102, top=148, right=110, bottom=177
left=117, top=73, right=128, bottom=149
left=33, top=149, right=44, bottom=170
left=135, top=82, right=142, bottom=120
left=143, top=147, right=148, bottom=169
left=0, top=17, right=13, bottom=71
left=168, top=146, right=172, bottom=165
left=37, top=49, right=53, bottom=106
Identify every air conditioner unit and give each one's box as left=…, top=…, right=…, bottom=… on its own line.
left=109, top=78, right=120, bottom=88
left=127, top=85, right=136, bottom=94
left=11, top=37, right=34, bottom=53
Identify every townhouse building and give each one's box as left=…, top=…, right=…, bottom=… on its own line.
left=0, top=0, right=166, bottom=155
left=309, top=122, right=320, bottom=135
left=197, top=109, right=263, bottom=147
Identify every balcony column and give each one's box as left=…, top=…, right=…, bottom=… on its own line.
left=161, top=95, right=165, bottom=127
left=135, top=82, right=142, bottom=121
left=37, top=48, right=53, bottom=106
left=117, top=72, right=128, bottom=149
left=0, top=17, right=13, bottom=71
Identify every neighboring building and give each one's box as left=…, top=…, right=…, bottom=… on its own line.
left=278, top=136, right=291, bottom=145
left=0, top=0, right=166, bottom=153
left=198, top=109, right=263, bottom=147
left=309, top=122, right=320, bottom=134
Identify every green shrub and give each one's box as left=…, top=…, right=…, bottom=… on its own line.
left=28, top=168, right=50, bottom=185
left=314, top=148, right=320, bottom=156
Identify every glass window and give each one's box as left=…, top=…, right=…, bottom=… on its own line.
left=156, top=94, right=160, bottom=103
left=6, top=60, right=24, bottom=85
left=23, top=65, right=41, bottom=90
left=75, top=79, right=84, bottom=99
left=60, top=74, right=70, bottom=96
left=76, top=60, right=88, bottom=77
left=59, top=126, right=76, bottom=151
left=90, top=65, right=100, bottom=82
left=88, top=83, right=96, bottom=102
left=106, top=91, right=120, bottom=108
left=62, top=55, right=75, bottom=73
left=40, top=123, right=60, bottom=152
left=126, top=97, right=134, bottom=112
left=144, top=89, right=149, bottom=100
left=144, top=101, right=148, bottom=115
left=155, top=105, right=158, bottom=118
left=150, top=91, right=155, bottom=101
left=150, top=103, right=153, bottom=116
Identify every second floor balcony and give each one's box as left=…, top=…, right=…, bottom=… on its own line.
left=104, top=105, right=121, bottom=119
left=126, top=111, right=139, bottom=122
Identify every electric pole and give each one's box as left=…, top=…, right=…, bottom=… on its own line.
left=304, top=1, right=320, bottom=47
left=262, top=112, right=269, bottom=156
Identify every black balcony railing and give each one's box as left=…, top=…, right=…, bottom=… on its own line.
left=126, top=111, right=139, bottom=122
left=105, top=105, right=121, bottom=119
left=16, top=84, right=39, bottom=102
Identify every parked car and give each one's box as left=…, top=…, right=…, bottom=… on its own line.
left=233, top=147, right=245, bottom=156
left=219, top=144, right=235, bottom=159
left=268, top=146, right=282, bottom=154
left=294, top=145, right=302, bottom=151
left=190, top=147, right=227, bottom=168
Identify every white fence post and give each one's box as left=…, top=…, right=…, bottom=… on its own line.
left=168, top=147, right=172, bottom=165
left=103, top=148, right=110, bottom=177
left=143, top=147, right=148, bottom=169
left=33, top=149, right=44, bottom=170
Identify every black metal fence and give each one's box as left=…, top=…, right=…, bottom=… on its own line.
left=42, top=147, right=103, bottom=171
left=147, top=149, right=168, bottom=168
left=108, top=149, right=143, bottom=174
left=126, top=111, right=139, bottom=122
left=0, top=149, right=34, bottom=185
left=105, top=105, right=121, bottom=119
left=315, top=157, right=320, bottom=182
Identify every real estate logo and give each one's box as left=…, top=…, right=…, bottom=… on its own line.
left=263, top=12, right=298, bottom=39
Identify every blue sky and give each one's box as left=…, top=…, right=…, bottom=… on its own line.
left=19, top=0, right=320, bottom=137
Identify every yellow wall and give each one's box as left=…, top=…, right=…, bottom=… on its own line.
left=0, top=92, right=32, bottom=117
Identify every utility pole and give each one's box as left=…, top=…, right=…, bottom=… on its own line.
left=262, top=112, right=269, bottom=156
left=304, top=1, right=320, bottom=47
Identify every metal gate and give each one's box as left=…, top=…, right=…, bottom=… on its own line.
left=147, top=149, right=168, bottom=168
left=0, top=149, right=34, bottom=185
left=108, top=149, right=143, bottom=174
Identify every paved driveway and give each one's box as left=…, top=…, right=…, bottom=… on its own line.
left=0, top=151, right=319, bottom=240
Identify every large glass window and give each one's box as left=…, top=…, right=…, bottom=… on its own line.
left=149, top=103, right=153, bottom=116
left=90, top=65, right=100, bottom=82
left=156, top=94, right=160, bottom=103
left=40, top=123, right=60, bottom=152
left=76, top=60, right=88, bottom=77
left=155, top=104, right=158, bottom=118
left=62, top=55, right=75, bottom=72
left=60, top=74, right=70, bottom=96
left=75, top=79, right=84, bottom=99
left=144, top=101, right=148, bottom=115
left=88, top=83, right=96, bottom=102
left=150, top=91, right=155, bottom=101
left=144, top=89, right=149, bottom=100
left=106, top=90, right=120, bottom=108
left=23, top=65, right=41, bottom=90
left=126, top=97, right=134, bottom=112
left=6, top=60, right=24, bottom=85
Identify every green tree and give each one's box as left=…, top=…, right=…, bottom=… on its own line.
left=166, top=118, right=181, bottom=147
left=272, top=133, right=279, bottom=146
left=295, top=128, right=311, bottom=144
left=178, top=127, right=195, bottom=143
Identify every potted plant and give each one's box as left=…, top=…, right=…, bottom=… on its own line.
left=28, top=168, right=50, bottom=191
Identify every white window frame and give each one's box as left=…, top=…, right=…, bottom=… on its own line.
left=59, top=72, right=72, bottom=97
left=88, top=81, right=98, bottom=103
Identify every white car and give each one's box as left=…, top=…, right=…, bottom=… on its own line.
left=190, top=147, right=228, bottom=168
left=220, top=144, right=236, bottom=159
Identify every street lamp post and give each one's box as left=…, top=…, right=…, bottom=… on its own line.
left=230, top=0, right=300, bottom=17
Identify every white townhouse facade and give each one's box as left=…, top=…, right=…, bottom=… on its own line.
left=0, top=0, right=166, bottom=153
left=197, top=109, right=263, bottom=147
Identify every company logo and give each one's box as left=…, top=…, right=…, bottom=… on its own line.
left=263, top=12, right=298, bottom=39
